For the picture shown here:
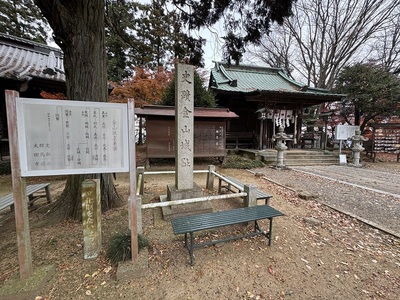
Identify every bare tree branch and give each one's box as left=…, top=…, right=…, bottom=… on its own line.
left=249, top=0, right=400, bottom=88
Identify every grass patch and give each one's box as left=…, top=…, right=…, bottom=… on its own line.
left=106, top=232, right=149, bottom=265
left=222, top=155, right=265, bottom=169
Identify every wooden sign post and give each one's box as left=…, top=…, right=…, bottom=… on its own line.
left=128, top=98, right=138, bottom=262
left=5, top=90, right=32, bottom=279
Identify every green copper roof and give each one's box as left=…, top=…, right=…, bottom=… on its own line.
left=209, top=62, right=344, bottom=98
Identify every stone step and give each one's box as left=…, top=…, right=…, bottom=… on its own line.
left=261, top=152, right=338, bottom=157
left=261, top=155, right=339, bottom=161
left=261, top=159, right=339, bottom=166
left=237, top=149, right=343, bottom=166
left=283, top=159, right=338, bottom=165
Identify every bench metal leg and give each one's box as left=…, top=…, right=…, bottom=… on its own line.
left=184, top=233, right=188, bottom=248
left=189, top=232, right=195, bottom=265
left=28, top=195, right=34, bottom=207
left=183, top=232, right=195, bottom=265
left=254, top=218, right=274, bottom=246
left=254, top=220, right=260, bottom=233
left=268, top=217, right=273, bottom=246
left=45, top=186, right=52, bottom=203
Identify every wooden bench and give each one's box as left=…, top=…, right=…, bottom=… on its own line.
left=171, top=204, right=284, bottom=265
left=0, top=183, right=51, bottom=212
left=218, top=175, right=272, bottom=205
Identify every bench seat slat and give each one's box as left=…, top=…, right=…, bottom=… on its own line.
left=172, top=205, right=283, bottom=234
left=25, top=183, right=50, bottom=195
left=0, top=183, right=51, bottom=211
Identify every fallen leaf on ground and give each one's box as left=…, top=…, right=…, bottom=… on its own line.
left=268, top=265, right=275, bottom=275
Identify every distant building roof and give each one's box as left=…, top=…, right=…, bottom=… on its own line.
left=0, top=33, right=65, bottom=84
left=136, top=105, right=239, bottom=118
left=209, top=62, right=344, bottom=101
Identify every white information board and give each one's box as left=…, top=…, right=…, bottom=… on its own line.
left=335, top=125, right=359, bottom=140
left=16, top=98, right=129, bottom=176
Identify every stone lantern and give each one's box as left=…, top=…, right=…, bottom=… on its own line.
left=350, top=129, right=368, bottom=167
left=274, top=126, right=288, bottom=168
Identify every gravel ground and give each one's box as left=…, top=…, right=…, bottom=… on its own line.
left=253, top=163, right=400, bottom=237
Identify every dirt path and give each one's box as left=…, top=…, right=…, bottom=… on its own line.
left=254, top=164, right=400, bottom=237
left=292, top=165, right=400, bottom=196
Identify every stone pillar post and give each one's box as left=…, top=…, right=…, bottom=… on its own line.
left=164, top=64, right=208, bottom=219
left=206, top=165, right=215, bottom=191
left=175, top=63, right=194, bottom=190
left=244, top=184, right=257, bottom=207
left=82, top=179, right=101, bottom=259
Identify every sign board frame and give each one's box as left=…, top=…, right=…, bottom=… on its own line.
left=16, top=98, right=129, bottom=176
left=335, top=124, right=359, bottom=140
left=6, top=91, right=138, bottom=280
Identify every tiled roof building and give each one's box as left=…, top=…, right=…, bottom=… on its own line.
left=0, top=34, right=66, bottom=158
left=209, top=62, right=345, bottom=149
left=0, top=33, right=65, bottom=91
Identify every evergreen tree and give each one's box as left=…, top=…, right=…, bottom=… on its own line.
left=0, top=0, right=49, bottom=43
left=106, top=29, right=131, bottom=82
left=161, top=70, right=216, bottom=107
left=334, top=64, right=400, bottom=130
left=105, top=0, right=153, bottom=81
left=105, top=0, right=205, bottom=82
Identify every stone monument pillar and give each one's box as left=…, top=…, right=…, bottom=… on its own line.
left=350, top=129, right=368, bottom=167
left=163, top=63, right=210, bottom=219
left=274, top=126, right=288, bottom=168
left=175, top=63, right=194, bottom=190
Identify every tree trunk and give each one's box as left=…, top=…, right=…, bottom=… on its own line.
left=34, top=0, right=123, bottom=222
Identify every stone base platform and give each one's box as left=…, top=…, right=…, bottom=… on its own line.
left=167, top=182, right=203, bottom=201
left=161, top=182, right=213, bottom=220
